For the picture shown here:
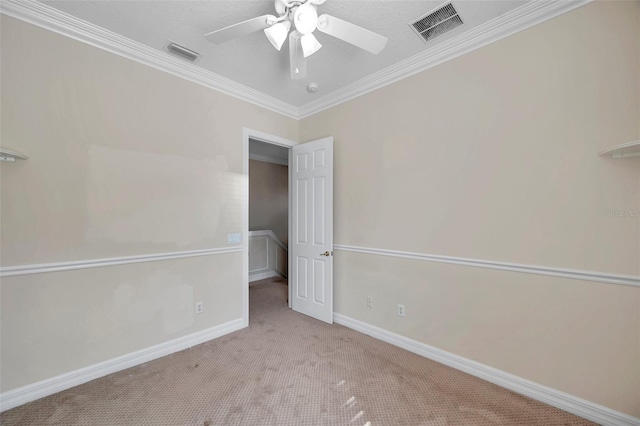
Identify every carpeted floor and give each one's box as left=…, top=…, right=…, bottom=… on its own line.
left=1, top=277, right=594, bottom=425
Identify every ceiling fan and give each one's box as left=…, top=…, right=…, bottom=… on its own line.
left=204, top=0, right=388, bottom=80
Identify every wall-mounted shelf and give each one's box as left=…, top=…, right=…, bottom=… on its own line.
left=0, top=148, right=29, bottom=162
left=598, top=140, right=640, bottom=159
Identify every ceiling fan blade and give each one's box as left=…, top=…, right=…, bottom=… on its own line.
left=289, top=32, right=307, bottom=80
left=205, top=15, right=277, bottom=44
left=316, top=14, right=387, bottom=54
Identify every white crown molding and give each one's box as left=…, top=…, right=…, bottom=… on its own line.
left=334, top=244, right=640, bottom=288
left=0, top=247, right=242, bottom=278
left=0, top=318, right=245, bottom=412
left=1, top=0, right=594, bottom=121
left=249, top=153, right=289, bottom=166
left=0, top=0, right=299, bottom=119
left=334, top=314, right=640, bottom=426
left=298, top=0, right=594, bottom=119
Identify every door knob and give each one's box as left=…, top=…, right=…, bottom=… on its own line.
left=321, top=251, right=331, bottom=256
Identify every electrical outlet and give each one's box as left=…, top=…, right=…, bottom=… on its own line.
left=366, top=296, right=373, bottom=308
left=397, top=304, right=405, bottom=317
left=195, top=301, right=203, bottom=314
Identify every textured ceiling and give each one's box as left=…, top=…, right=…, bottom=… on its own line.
left=42, top=0, right=529, bottom=107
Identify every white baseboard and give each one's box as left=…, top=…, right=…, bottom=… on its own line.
left=333, top=314, right=640, bottom=426
left=249, top=270, right=285, bottom=282
left=0, top=318, right=245, bottom=412
left=4, top=313, right=636, bottom=425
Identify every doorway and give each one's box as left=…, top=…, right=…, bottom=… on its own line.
left=242, top=129, right=297, bottom=327
left=248, top=138, right=290, bottom=311
left=242, top=129, right=334, bottom=327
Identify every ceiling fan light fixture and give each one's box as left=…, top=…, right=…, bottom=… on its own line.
left=264, top=20, right=291, bottom=50
left=294, top=4, right=318, bottom=35
left=301, top=33, right=322, bottom=57
left=204, top=0, right=389, bottom=80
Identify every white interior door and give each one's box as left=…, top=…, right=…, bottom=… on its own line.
left=290, top=137, right=333, bottom=324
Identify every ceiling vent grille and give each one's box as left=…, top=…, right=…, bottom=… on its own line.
left=166, top=41, right=202, bottom=63
left=410, top=3, right=463, bottom=44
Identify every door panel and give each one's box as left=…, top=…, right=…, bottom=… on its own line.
left=313, top=260, right=325, bottom=304
left=297, top=256, right=308, bottom=299
left=296, top=180, right=308, bottom=243
left=313, top=177, right=325, bottom=245
left=291, top=137, right=333, bottom=323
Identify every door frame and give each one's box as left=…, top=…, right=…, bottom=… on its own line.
left=242, top=128, right=297, bottom=327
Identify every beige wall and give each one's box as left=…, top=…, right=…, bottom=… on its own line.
left=2, top=0, right=640, bottom=418
left=249, top=160, right=289, bottom=246
left=300, top=0, right=640, bottom=417
left=0, top=16, right=297, bottom=392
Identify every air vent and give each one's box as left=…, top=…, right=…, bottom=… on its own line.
left=410, top=3, right=463, bottom=44
left=166, top=41, right=202, bottom=63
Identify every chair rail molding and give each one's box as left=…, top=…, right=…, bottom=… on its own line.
left=0, top=247, right=242, bottom=278
left=334, top=245, right=640, bottom=288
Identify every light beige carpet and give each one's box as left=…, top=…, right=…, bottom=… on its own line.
left=1, top=277, right=594, bottom=425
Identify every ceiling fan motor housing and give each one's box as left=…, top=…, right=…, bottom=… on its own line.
left=275, top=0, right=326, bottom=16
left=274, top=0, right=321, bottom=35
